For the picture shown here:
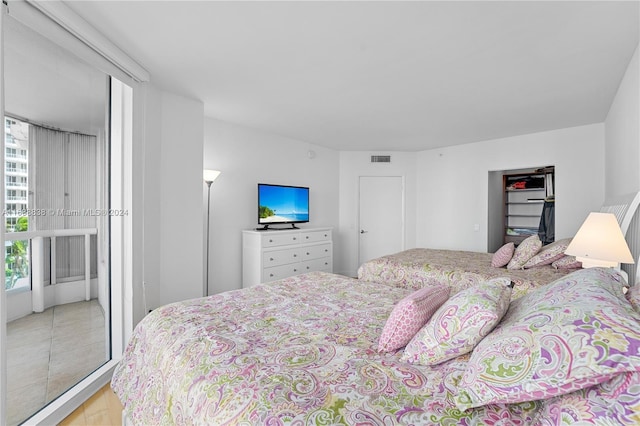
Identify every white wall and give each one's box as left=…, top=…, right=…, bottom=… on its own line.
left=415, top=124, right=605, bottom=252
left=140, top=84, right=161, bottom=314
left=337, top=152, right=417, bottom=277
left=142, top=87, right=205, bottom=309
left=605, top=44, right=639, bottom=198
left=203, top=118, right=339, bottom=294
left=149, top=43, right=637, bottom=306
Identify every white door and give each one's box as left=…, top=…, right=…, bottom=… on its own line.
left=358, top=176, right=404, bottom=266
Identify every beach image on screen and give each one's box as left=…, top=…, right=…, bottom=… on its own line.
left=259, top=185, right=309, bottom=223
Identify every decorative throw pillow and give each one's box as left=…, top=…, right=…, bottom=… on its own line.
left=401, top=278, right=512, bottom=365
left=377, top=285, right=450, bottom=352
left=507, top=235, right=542, bottom=270
left=454, top=267, right=640, bottom=412
left=491, top=243, right=515, bottom=267
left=627, top=284, right=640, bottom=313
left=523, top=238, right=572, bottom=268
left=551, top=255, right=582, bottom=269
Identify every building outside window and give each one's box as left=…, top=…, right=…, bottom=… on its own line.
left=5, top=117, right=30, bottom=290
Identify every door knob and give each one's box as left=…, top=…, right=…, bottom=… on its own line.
left=360, top=230, right=368, bottom=234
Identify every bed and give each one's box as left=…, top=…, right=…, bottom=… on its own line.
left=112, top=268, right=640, bottom=425
left=113, top=194, right=640, bottom=424
left=356, top=247, right=572, bottom=300
left=358, top=191, right=640, bottom=296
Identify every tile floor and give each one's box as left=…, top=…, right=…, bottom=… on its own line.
left=6, top=300, right=107, bottom=426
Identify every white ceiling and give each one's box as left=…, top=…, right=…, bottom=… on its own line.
left=66, top=0, right=639, bottom=151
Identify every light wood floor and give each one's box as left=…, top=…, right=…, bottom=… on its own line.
left=59, top=383, right=123, bottom=426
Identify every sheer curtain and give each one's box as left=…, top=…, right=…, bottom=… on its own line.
left=29, top=125, right=99, bottom=281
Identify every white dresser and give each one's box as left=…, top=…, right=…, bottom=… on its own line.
left=242, top=227, right=333, bottom=288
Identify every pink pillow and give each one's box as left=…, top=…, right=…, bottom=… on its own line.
left=377, top=285, right=450, bottom=352
left=491, top=243, right=515, bottom=267
left=551, top=255, right=582, bottom=269
left=523, top=238, right=572, bottom=268
left=507, top=235, right=542, bottom=270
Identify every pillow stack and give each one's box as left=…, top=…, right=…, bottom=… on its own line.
left=401, top=278, right=512, bottom=365
left=453, top=267, right=640, bottom=411
left=491, top=236, right=580, bottom=270
left=380, top=266, right=640, bottom=417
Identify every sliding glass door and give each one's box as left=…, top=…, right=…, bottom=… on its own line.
left=2, top=11, right=111, bottom=425
left=0, top=2, right=139, bottom=423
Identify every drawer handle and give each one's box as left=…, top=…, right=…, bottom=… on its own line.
left=325, top=262, right=328, bottom=265
left=293, top=237, right=296, bottom=240
left=269, top=239, right=273, bottom=243
left=269, top=257, right=274, bottom=261
left=270, top=273, right=274, bottom=277
left=293, top=254, right=297, bottom=257
left=306, top=252, right=310, bottom=255
left=324, top=249, right=328, bottom=252
left=306, top=266, right=310, bottom=269
left=306, top=236, right=309, bottom=239
left=293, top=268, right=297, bottom=272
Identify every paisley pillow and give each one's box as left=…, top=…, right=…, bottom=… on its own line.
left=627, top=284, right=640, bottom=313
left=552, top=255, right=582, bottom=269
left=534, top=371, right=640, bottom=425
left=523, top=238, right=572, bottom=268
left=401, top=278, right=512, bottom=365
left=491, top=243, right=514, bottom=267
left=377, top=285, right=450, bottom=352
left=507, top=234, right=542, bottom=270
left=454, top=267, right=640, bottom=411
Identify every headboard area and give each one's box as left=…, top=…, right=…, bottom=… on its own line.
left=600, top=191, right=640, bottom=286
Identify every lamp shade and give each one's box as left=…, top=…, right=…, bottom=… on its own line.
left=203, top=169, right=221, bottom=184
left=564, top=212, right=634, bottom=268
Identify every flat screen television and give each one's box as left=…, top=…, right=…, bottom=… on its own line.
left=257, top=183, right=309, bottom=230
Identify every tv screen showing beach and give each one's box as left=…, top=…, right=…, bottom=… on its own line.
left=258, top=184, right=309, bottom=224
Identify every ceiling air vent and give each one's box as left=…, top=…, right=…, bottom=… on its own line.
left=370, top=155, right=391, bottom=163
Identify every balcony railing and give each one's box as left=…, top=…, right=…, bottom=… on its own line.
left=5, top=228, right=98, bottom=312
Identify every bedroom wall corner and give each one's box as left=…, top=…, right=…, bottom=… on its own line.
left=605, top=43, right=639, bottom=199
left=150, top=89, right=204, bottom=307
left=140, top=83, right=162, bottom=315
left=203, top=118, right=339, bottom=294
left=416, top=124, right=605, bottom=252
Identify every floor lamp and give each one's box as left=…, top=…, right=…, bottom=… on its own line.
left=203, top=169, right=221, bottom=296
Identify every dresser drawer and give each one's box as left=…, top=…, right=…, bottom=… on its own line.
left=262, top=247, right=301, bottom=267
left=243, top=227, right=333, bottom=288
left=262, top=233, right=302, bottom=248
left=301, top=243, right=332, bottom=261
left=300, top=230, right=331, bottom=244
left=262, top=264, right=303, bottom=282
left=301, top=257, right=333, bottom=273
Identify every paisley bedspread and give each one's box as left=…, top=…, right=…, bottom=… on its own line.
left=112, top=271, right=640, bottom=425
left=357, top=248, right=571, bottom=300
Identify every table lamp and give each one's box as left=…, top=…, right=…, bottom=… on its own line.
left=564, top=212, right=634, bottom=268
